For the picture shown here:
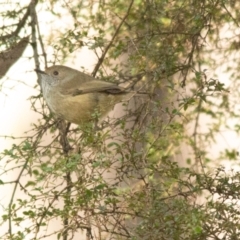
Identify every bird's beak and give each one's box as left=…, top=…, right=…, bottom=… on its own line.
left=35, top=69, right=47, bottom=75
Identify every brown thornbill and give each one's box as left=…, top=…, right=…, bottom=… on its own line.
left=35, top=65, right=132, bottom=125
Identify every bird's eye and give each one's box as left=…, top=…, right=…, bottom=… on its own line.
left=53, top=71, right=59, bottom=76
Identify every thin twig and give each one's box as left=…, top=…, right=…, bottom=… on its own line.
left=92, top=0, right=134, bottom=77
left=29, top=0, right=41, bottom=82
left=0, top=0, right=39, bottom=41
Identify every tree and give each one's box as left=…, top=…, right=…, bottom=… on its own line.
left=1, top=0, right=240, bottom=239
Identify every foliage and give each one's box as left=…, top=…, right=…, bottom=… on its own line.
left=1, top=0, right=240, bottom=239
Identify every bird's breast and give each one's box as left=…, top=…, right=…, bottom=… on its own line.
left=43, top=87, right=125, bottom=124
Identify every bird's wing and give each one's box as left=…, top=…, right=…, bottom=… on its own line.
left=60, top=80, right=125, bottom=96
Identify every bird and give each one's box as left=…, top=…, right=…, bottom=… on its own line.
left=36, top=65, right=132, bottom=125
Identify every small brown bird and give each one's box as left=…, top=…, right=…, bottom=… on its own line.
left=36, top=65, right=130, bottom=125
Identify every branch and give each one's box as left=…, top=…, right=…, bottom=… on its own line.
left=0, top=0, right=38, bottom=41
left=0, top=37, right=29, bottom=78
left=92, top=0, right=134, bottom=77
